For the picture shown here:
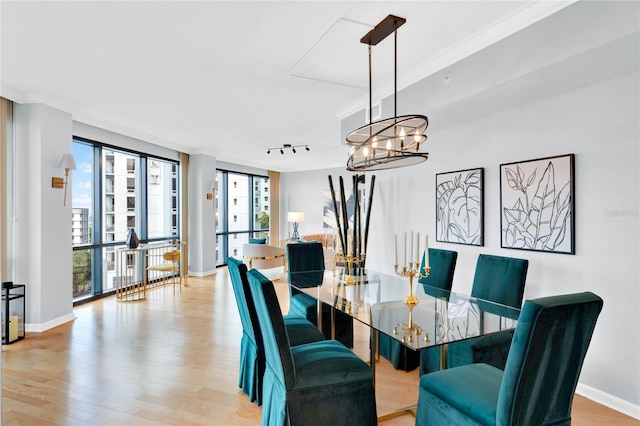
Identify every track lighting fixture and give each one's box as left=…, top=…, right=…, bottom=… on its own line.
left=265, top=144, right=311, bottom=155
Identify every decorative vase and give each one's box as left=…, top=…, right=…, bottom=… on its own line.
left=126, top=228, right=139, bottom=249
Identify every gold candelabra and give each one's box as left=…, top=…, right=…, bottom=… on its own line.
left=393, top=304, right=431, bottom=344
left=394, top=262, right=431, bottom=306
left=337, top=252, right=366, bottom=285
left=393, top=262, right=432, bottom=344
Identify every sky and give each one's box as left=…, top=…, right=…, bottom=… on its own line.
left=72, top=141, right=93, bottom=211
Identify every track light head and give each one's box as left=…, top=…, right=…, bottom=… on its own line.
left=267, top=149, right=271, bottom=154
left=292, top=148, right=296, bottom=153
left=305, top=146, right=310, bottom=151
left=280, top=149, right=284, bottom=154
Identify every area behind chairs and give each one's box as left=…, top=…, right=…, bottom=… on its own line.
left=247, top=268, right=377, bottom=426
left=416, top=291, right=603, bottom=426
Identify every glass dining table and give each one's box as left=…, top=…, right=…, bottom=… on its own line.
left=288, top=267, right=520, bottom=419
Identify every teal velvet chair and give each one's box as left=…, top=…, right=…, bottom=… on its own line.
left=227, top=257, right=325, bottom=406
left=378, top=248, right=457, bottom=371
left=416, top=291, right=603, bottom=426
left=420, top=254, right=528, bottom=375
left=287, top=242, right=354, bottom=347
left=247, top=268, right=377, bottom=426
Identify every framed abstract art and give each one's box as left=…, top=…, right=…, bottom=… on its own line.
left=500, top=154, right=575, bottom=254
left=435, top=167, right=484, bottom=246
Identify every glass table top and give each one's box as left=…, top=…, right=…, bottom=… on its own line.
left=288, top=268, right=520, bottom=351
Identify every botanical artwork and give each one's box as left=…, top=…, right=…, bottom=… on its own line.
left=435, top=168, right=484, bottom=246
left=500, top=154, right=575, bottom=254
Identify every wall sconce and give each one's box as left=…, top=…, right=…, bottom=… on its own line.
left=206, top=181, right=215, bottom=200
left=52, top=154, right=76, bottom=206
left=287, top=211, right=304, bottom=240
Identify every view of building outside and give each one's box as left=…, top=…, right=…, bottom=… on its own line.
left=72, top=141, right=93, bottom=299
left=72, top=140, right=179, bottom=300
left=215, top=170, right=269, bottom=265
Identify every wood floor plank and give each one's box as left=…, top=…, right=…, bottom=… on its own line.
left=2, top=269, right=637, bottom=425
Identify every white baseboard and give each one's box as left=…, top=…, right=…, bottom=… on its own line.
left=25, top=312, right=76, bottom=333
left=576, top=382, right=640, bottom=420
left=188, top=269, right=217, bottom=277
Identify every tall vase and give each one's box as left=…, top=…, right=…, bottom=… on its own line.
left=126, top=228, right=139, bottom=249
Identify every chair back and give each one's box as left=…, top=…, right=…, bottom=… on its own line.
left=287, top=242, right=325, bottom=273
left=287, top=242, right=325, bottom=290
left=471, top=254, right=528, bottom=309
left=227, top=257, right=261, bottom=347
left=163, top=250, right=180, bottom=261
left=419, top=248, right=457, bottom=298
left=247, top=269, right=296, bottom=390
left=497, top=292, right=603, bottom=425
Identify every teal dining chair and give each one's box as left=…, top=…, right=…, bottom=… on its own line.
left=287, top=242, right=354, bottom=347
left=227, top=257, right=324, bottom=406
left=247, top=268, right=377, bottom=426
left=420, top=254, right=528, bottom=375
left=378, top=248, right=458, bottom=371
left=416, top=291, right=603, bottom=426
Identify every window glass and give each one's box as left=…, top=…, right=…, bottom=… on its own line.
left=72, top=139, right=179, bottom=302
left=147, top=159, right=179, bottom=239
left=102, top=149, right=140, bottom=243
left=254, top=176, right=270, bottom=233
left=215, top=171, right=269, bottom=265
left=72, top=142, right=93, bottom=245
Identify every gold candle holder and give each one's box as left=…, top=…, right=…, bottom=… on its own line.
left=393, top=304, right=430, bottom=344
left=337, top=252, right=366, bottom=285
left=394, top=263, right=431, bottom=306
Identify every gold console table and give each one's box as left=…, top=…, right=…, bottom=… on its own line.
left=115, top=242, right=188, bottom=302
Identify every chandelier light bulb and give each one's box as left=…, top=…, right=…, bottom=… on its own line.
left=371, top=137, right=378, bottom=148
left=386, top=140, right=393, bottom=150
left=363, top=146, right=369, bottom=156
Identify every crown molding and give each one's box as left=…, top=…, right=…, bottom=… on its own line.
left=336, top=0, right=577, bottom=120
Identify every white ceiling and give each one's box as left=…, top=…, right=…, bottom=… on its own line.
left=1, top=1, right=574, bottom=172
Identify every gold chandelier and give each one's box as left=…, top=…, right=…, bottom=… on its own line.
left=346, top=15, right=429, bottom=171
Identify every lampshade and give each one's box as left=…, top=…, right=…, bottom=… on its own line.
left=287, top=211, right=304, bottom=223
left=59, top=154, right=77, bottom=170
left=346, top=15, right=429, bottom=172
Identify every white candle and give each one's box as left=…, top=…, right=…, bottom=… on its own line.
left=403, top=232, right=407, bottom=267
left=410, top=231, right=414, bottom=264
left=424, top=234, right=430, bottom=268
left=394, top=234, right=398, bottom=265
left=416, top=232, right=420, bottom=265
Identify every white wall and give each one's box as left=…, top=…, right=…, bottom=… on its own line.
left=13, top=103, right=75, bottom=330
left=188, top=153, right=217, bottom=276
left=281, top=2, right=640, bottom=416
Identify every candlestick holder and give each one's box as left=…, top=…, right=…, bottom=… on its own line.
left=336, top=252, right=366, bottom=285
left=393, top=304, right=430, bottom=345
left=394, top=262, right=431, bottom=306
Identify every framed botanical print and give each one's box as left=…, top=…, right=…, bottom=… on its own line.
left=435, top=167, right=484, bottom=246
left=500, top=154, right=575, bottom=254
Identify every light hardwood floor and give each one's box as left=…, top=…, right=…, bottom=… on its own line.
left=2, top=270, right=638, bottom=425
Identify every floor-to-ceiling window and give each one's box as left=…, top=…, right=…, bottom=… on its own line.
left=215, top=170, right=269, bottom=266
left=72, top=137, right=179, bottom=302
